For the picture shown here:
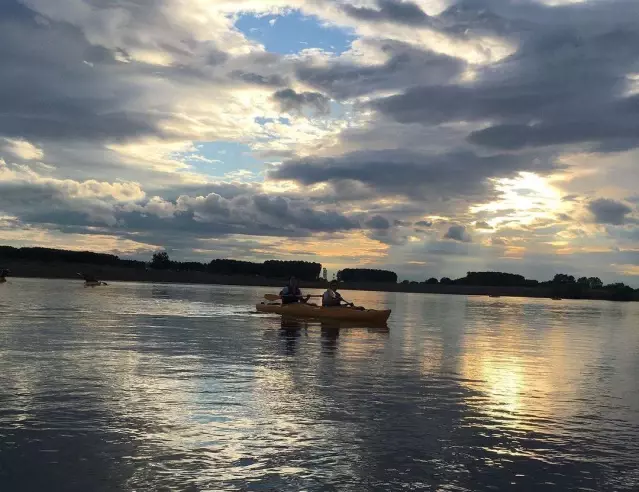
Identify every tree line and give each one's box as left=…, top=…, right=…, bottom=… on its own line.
left=150, top=252, right=322, bottom=281
left=1, top=245, right=636, bottom=299
left=336, top=268, right=398, bottom=283
left=402, top=271, right=637, bottom=301
left=0, top=245, right=145, bottom=268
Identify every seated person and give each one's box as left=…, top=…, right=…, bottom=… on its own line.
left=280, top=276, right=309, bottom=304
left=322, top=280, right=351, bottom=307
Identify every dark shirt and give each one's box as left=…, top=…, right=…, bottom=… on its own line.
left=280, top=285, right=302, bottom=304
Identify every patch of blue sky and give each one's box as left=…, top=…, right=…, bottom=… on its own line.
left=255, top=116, right=291, bottom=126
left=235, top=10, right=356, bottom=55
left=177, top=142, right=265, bottom=181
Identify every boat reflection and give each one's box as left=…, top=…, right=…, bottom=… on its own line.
left=279, top=317, right=304, bottom=355
left=276, top=316, right=389, bottom=355
left=320, top=322, right=340, bottom=354
left=280, top=316, right=305, bottom=331
left=279, top=315, right=389, bottom=332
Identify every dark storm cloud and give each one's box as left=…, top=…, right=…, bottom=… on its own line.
left=156, top=182, right=261, bottom=202
left=0, top=180, right=122, bottom=226
left=588, top=198, right=634, bottom=225
left=272, top=89, right=330, bottom=115
left=0, top=174, right=361, bottom=238
left=444, top=225, right=472, bottom=243
left=0, top=1, right=168, bottom=142
left=342, top=0, right=431, bottom=26
left=467, top=121, right=639, bottom=151
left=270, top=149, right=556, bottom=200
left=365, top=0, right=639, bottom=151
left=372, top=85, right=554, bottom=126
left=364, top=215, right=391, bottom=230
left=361, top=214, right=407, bottom=245
left=295, top=41, right=464, bottom=99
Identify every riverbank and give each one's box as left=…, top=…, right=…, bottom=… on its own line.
left=2, top=260, right=638, bottom=302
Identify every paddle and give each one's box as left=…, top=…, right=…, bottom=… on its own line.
left=264, top=294, right=321, bottom=301
left=340, top=299, right=364, bottom=310
left=263, top=293, right=365, bottom=310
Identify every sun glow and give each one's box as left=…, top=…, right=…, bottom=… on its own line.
left=470, top=172, right=567, bottom=228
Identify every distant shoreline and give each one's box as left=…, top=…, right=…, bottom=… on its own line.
left=3, top=260, right=637, bottom=302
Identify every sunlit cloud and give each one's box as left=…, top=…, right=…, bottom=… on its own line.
left=470, top=172, right=569, bottom=229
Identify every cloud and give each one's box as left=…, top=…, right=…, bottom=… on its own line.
left=588, top=198, right=633, bottom=225
left=272, top=89, right=331, bottom=116
left=230, top=70, right=288, bottom=87
left=269, top=149, right=555, bottom=201
left=365, top=215, right=391, bottom=230
left=415, top=220, right=433, bottom=228
left=475, top=220, right=493, bottom=229
left=341, top=0, right=431, bottom=27
left=444, top=225, right=472, bottom=243
left=295, top=40, right=464, bottom=100
left=365, top=0, right=639, bottom=151
left=124, top=190, right=362, bottom=238
left=2, top=0, right=639, bottom=285
left=2, top=138, right=44, bottom=160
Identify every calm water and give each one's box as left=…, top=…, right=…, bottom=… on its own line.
left=1, top=278, right=638, bottom=491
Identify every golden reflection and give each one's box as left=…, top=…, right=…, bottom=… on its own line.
left=461, top=353, right=525, bottom=418
left=457, top=297, right=602, bottom=434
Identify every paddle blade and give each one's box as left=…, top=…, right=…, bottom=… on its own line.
left=264, top=294, right=281, bottom=301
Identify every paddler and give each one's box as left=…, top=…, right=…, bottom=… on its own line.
left=280, top=276, right=310, bottom=305
left=77, top=272, right=106, bottom=286
left=322, top=280, right=352, bottom=307
left=0, top=268, right=8, bottom=282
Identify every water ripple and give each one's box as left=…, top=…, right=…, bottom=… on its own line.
left=0, top=279, right=638, bottom=491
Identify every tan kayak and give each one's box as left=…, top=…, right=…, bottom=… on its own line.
left=256, top=302, right=391, bottom=324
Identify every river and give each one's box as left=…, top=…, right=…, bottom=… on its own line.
left=1, top=278, right=638, bottom=491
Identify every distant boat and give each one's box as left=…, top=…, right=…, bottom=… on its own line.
left=489, top=294, right=501, bottom=298
left=551, top=296, right=562, bottom=300
left=77, top=272, right=107, bottom=287
left=0, top=268, right=9, bottom=283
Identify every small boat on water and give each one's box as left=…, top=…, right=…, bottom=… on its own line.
left=84, top=280, right=107, bottom=287
left=77, top=273, right=107, bottom=287
left=0, top=269, right=8, bottom=283
left=256, top=302, right=391, bottom=324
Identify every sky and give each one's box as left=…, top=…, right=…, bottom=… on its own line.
left=1, top=0, right=639, bottom=285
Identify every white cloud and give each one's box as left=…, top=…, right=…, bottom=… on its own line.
left=2, top=138, right=44, bottom=160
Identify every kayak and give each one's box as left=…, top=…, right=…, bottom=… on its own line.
left=84, top=280, right=107, bottom=287
left=256, top=302, right=391, bottom=324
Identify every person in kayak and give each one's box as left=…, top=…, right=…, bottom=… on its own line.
left=77, top=272, right=107, bottom=286
left=322, top=280, right=352, bottom=307
left=280, top=276, right=310, bottom=304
